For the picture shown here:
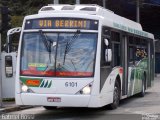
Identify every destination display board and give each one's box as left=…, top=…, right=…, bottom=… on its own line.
left=25, top=18, right=99, bottom=30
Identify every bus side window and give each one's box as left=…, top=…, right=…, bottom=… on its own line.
left=111, top=31, right=121, bottom=67
left=128, top=36, right=135, bottom=66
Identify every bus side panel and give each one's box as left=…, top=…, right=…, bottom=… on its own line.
left=127, top=67, right=143, bottom=96
left=15, top=24, right=24, bottom=105
left=88, top=93, right=113, bottom=108
left=92, top=67, right=123, bottom=107
left=15, top=94, right=23, bottom=105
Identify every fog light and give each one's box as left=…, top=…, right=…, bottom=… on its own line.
left=21, top=85, right=28, bottom=92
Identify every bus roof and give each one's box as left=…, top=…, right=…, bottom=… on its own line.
left=37, top=4, right=154, bottom=39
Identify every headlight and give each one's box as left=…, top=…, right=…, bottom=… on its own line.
left=81, top=86, right=91, bottom=94
left=21, top=85, right=28, bottom=92
left=21, top=82, right=34, bottom=93
left=77, top=82, right=93, bottom=95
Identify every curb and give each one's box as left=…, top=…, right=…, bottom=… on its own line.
left=0, top=106, right=34, bottom=114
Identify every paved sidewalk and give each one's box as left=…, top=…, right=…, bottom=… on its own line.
left=0, top=101, right=33, bottom=113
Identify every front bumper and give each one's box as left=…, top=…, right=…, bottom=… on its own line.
left=17, top=93, right=91, bottom=107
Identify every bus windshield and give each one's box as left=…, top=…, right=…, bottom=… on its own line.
left=20, top=32, right=97, bottom=77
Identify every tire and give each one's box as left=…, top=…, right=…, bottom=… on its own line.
left=138, top=73, right=146, bottom=97
left=109, top=81, right=120, bottom=110
left=43, top=106, right=57, bottom=110
left=138, top=80, right=145, bottom=97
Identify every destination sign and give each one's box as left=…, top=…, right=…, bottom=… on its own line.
left=25, top=18, right=98, bottom=30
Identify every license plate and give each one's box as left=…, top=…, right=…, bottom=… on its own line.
left=47, top=97, right=61, bottom=102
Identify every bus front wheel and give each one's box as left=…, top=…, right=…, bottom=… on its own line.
left=109, top=81, right=120, bottom=110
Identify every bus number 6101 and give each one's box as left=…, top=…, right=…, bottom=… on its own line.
left=65, top=82, right=77, bottom=87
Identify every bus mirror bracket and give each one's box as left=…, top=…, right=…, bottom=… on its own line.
left=7, top=27, right=22, bottom=53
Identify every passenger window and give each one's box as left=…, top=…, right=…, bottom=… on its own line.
left=128, top=36, right=135, bottom=66
left=111, top=31, right=121, bottom=67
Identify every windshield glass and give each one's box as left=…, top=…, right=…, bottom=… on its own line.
left=20, top=32, right=97, bottom=77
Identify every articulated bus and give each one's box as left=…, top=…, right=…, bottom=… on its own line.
left=15, top=4, right=155, bottom=109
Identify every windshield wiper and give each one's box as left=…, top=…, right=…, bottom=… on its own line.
left=39, top=30, right=52, bottom=52
left=39, top=30, right=52, bottom=63
left=63, top=30, right=80, bottom=65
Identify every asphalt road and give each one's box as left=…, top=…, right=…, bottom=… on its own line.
left=1, top=76, right=160, bottom=120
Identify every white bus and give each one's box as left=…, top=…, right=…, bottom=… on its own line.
left=15, top=4, right=155, bottom=109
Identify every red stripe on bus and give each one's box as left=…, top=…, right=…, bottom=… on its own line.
left=21, top=70, right=93, bottom=77
left=21, top=70, right=55, bottom=76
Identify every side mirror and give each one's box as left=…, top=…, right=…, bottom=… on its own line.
left=104, top=39, right=109, bottom=46
left=52, top=42, right=57, bottom=47
left=105, top=49, right=112, bottom=62
left=5, top=56, right=13, bottom=77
